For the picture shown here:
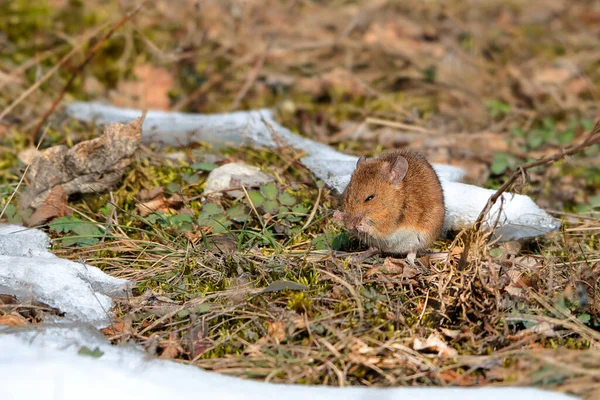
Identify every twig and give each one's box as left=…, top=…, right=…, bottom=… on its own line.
left=473, top=120, right=600, bottom=233
left=365, top=117, right=441, bottom=135
left=0, top=24, right=107, bottom=125
left=458, top=120, right=600, bottom=270
left=28, top=1, right=147, bottom=145
left=228, top=44, right=270, bottom=111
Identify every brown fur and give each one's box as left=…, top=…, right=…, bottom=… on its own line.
left=341, top=149, right=445, bottom=253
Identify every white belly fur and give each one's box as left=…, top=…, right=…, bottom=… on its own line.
left=366, top=227, right=428, bottom=255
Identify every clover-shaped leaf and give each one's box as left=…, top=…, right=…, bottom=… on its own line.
left=278, top=192, right=297, bottom=206
left=248, top=190, right=265, bottom=207
left=190, top=162, right=218, bottom=171
left=260, top=182, right=278, bottom=201
left=263, top=200, right=279, bottom=214
left=228, top=204, right=250, bottom=223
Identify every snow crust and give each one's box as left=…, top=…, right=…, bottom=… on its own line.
left=66, top=102, right=560, bottom=241
left=0, top=224, right=129, bottom=327
left=0, top=325, right=577, bottom=400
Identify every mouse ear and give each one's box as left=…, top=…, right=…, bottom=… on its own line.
left=386, top=156, right=408, bottom=184
left=356, top=155, right=367, bottom=168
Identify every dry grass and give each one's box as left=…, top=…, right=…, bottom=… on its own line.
left=1, top=0, right=600, bottom=399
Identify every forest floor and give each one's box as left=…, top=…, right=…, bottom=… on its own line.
left=1, top=0, right=600, bottom=398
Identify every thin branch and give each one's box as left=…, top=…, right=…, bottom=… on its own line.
left=28, top=1, right=148, bottom=145
left=0, top=24, right=107, bottom=125
left=473, top=120, right=600, bottom=233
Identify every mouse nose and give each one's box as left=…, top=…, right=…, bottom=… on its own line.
left=345, top=213, right=364, bottom=229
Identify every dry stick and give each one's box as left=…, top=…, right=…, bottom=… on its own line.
left=28, top=1, right=147, bottom=145
left=458, top=120, right=600, bottom=269
left=228, top=44, right=270, bottom=111
left=473, top=120, right=600, bottom=233
left=0, top=24, right=108, bottom=125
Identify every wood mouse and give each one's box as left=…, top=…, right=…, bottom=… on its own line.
left=333, top=149, right=445, bottom=264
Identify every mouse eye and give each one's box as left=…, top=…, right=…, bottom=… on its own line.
left=364, top=194, right=375, bottom=202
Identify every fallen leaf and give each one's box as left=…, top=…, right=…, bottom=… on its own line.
left=100, top=320, right=126, bottom=337
left=183, top=324, right=210, bottom=359
left=413, top=333, right=457, bottom=357
left=0, top=313, right=29, bottom=327
left=159, top=332, right=184, bottom=359
left=267, top=321, right=286, bottom=344
left=0, top=294, right=18, bottom=305
left=21, top=114, right=144, bottom=213
left=17, top=147, right=41, bottom=165
left=136, top=193, right=184, bottom=217
left=28, top=185, right=69, bottom=226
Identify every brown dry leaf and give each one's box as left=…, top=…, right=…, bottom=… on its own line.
left=440, top=328, right=461, bottom=339
left=0, top=313, right=29, bottom=327
left=0, top=294, right=18, bottom=305
left=267, top=320, right=286, bottom=344
left=158, top=332, right=184, bottom=360
left=183, top=324, right=210, bottom=359
left=18, top=147, right=41, bottom=165
left=136, top=193, right=184, bottom=217
left=136, top=187, right=164, bottom=202
left=413, top=333, right=457, bottom=357
left=21, top=114, right=144, bottom=213
left=100, top=320, right=127, bottom=338
left=110, top=64, right=174, bottom=110
left=28, top=185, right=70, bottom=226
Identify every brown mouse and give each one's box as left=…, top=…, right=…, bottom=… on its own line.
left=333, top=149, right=445, bottom=263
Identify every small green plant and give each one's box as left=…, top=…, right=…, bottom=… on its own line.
left=49, top=216, right=104, bottom=246
left=491, top=118, right=594, bottom=175
left=485, top=99, right=511, bottom=118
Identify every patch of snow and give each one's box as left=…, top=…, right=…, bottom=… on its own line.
left=0, top=326, right=577, bottom=400
left=65, top=102, right=560, bottom=241
left=0, top=224, right=129, bottom=327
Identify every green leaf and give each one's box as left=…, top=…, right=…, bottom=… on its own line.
left=490, top=153, right=509, bottom=175
left=527, top=130, right=544, bottom=149
left=278, top=192, right=297, bottom=206
left=263, top=200, right=279, bottom=214
left=581, top=118, right=594, bottom=132
left=182, top=172, right=200, bottom=184
left=198, top=213, right=231, bottom=233
left=227, top=204, right=250, bottom=222
left=510, top=127, right=525, bottom=138
left=190, top=162, right=218, bottom=171
left=262, top=280, right=309, bottom=293
left=278, top=205, right=290, bottom=215
left=578, top=313, right=591, bottom=324
left=166, top=182, right=181, bottom=193
left=260, top=182, right=278, bottom=201
left=292, top=204, right=309, bottom=214
left=2, top=203, right=18, bottom=222
left=312, top=232, right=349, bottom=251
left=558, top=129, right=575, bottom=145
left=78, top=346, right=104, bottom=358
left=248, top=190, right=265, bottom=207
left=50, top=217, right=103, bottom=246
left=169, top=213, right=193, bottom=231
left=200, top=203, right=222, bottom=217
left=489, top=248, right=504, bottom=258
